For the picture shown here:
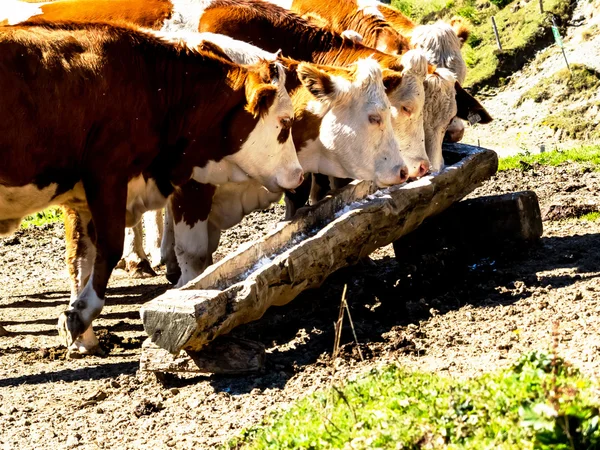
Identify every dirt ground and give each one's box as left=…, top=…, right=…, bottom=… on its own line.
left=1, top=161, right=599, bottom=450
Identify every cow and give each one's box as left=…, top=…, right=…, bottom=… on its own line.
left=4, top=0, right=426, bottom=278
left=0, top=22, right=305, bottom=354
left=66, top=30, right=414, bottom=291
left=4, top=0, right=432, bottom=178
left=269, top=0, right=492, bottom=171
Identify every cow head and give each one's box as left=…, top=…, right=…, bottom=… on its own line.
left=422, top=71, right=493, bottom=172
left=384, top=50, right=430, bottom=179
left=410, top=21, right=468, bottom=87
left=296, top=58, right=408, bottom=187
left=195, top=59, right=304, bottom=193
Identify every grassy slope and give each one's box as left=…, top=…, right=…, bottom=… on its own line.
left=21, top=207, right=63, bottom=229
left=391, top=0, right=573, bottom=89
left=498, top=145, right=600, bottom=171
left=227, top=352, right=600, bottom=449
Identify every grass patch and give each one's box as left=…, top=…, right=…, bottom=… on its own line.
left=498, top=146, right=600, bottom=171
left=21, top=207, right=63, bottom=228
left=227, top=351, right=600, bottom=449
left=580, top=211, right=600, bottom=222
left=391, top=0, right=573, bottom=89
left=541, top=102, right=600, bottom=141
left=518, top=64, right=600, bottom=105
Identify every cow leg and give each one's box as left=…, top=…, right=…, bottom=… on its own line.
left=161, top=202, right=181, bottom=284
left=58, top=179, right=127, bottom=350
left=173, top=218, right=211, bottom=288
left=118, top=221, right=156, bottom=278
left=144, top=210, right=164, bottom=268
left=62, top=206, right=100, bottom=354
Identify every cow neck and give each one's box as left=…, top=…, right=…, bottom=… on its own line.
left=145, top=40, right=250, bottom=184
left=334, top=11, right=411, bottom=53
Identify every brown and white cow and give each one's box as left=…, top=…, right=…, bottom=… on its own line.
left=270, top=0, right=492, bottom=171
left=0, top=22, right=305, bottom=353
left=5, top=0, right=432, bottom=178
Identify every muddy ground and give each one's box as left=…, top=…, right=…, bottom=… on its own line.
left=1, top=161, right=599, bottom=449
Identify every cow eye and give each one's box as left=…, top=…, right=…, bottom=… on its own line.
left=280, top=117, right=292, bottom=129
left=368, top=114, right=382, bottom=125
left=401, top=106, right=412, bottom=116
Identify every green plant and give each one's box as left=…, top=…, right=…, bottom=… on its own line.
left=226, top=352, right=600, bottom=449
left=21, top=207, right=63, bottom=228
left=498, top=146, right=600, bottom=171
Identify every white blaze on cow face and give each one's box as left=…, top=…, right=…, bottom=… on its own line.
left=298, top=58, right=408, bottom=187
left=0, top=0, right=46, bottom=25
left=423, top=68, right=458, bottom=172
left=385, top=50, right=429, bottom=179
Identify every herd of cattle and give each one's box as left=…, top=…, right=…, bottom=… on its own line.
left=0, top=0, right=492, bottom=355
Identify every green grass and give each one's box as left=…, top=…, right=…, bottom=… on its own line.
left=541, top=103, right=600, bottom=141
left=518, top=64, right=600, bottom=105
left=580, top=211, right=600, bottom=222
left=498, top=146, right=600, bottom=171
left=227, top=351, right=600, bottom=449
left=391, top=0, right=573, bottom=89
left=21, top=207, right=63, bottom=228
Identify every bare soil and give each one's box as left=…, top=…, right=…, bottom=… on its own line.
left=1, top=162, right=599, bottom=450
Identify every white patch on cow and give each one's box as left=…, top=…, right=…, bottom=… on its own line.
left=125, top=176, right=168, bottom=227
left=0, top=183, right=57, bottom=233
left=356, top=0, right=385, bottom=19
left=143, top=210, right=164, bottom=267
left=411, top=21, right=467, bottom=84
left=173, top=218, right=210, bottom=288
left=341, top=30, right=364, bottom=43
left=209, top=181, right=282, bottom=230
left=423, top=68, right=458, bottom=172
left=161, top=204, right=179, bottom=281
left=161, top=0, right=214, bottom=32
left=192, top=159, right=254, bottom=185
left=0, top=0, right=47, bottom=25
left=72, top=235, right=96, bottom=297
left=121, top=222, right=150, bottom=270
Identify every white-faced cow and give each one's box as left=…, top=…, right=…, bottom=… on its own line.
left=0, top=22, right=305, bottom=354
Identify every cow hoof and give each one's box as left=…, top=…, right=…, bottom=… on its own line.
left=57, top=310, right=87, bottom=348
left=127, top=259, right=157, bottom=278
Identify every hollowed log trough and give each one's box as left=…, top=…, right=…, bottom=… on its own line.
left=139, top=143, right=499, bottom=373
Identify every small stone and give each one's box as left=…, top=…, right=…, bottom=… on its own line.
left=574, top=291, right=583, bottom=301
left=110, top=380, right=121, bottom=389
left=66, top=434, right=81, bottom=448
left=170, top=388, right=180, bottom=396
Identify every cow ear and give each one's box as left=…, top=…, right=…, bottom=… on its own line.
left=382, top=69, right=403, bottom=93
left=454, top=81, right=493, bottom=124
left=450, top=17, right=470, bottom=47
left=246, top=83, right=278, bottom=118
left=297, top=63, right=338, bottom=101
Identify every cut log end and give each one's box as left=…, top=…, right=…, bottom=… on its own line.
left=393, top=190, right=543, bottom=259
left=140, top=337, right=266, bottom=375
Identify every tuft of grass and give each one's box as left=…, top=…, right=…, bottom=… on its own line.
left=498, top=146, right=600, bottom=171
left=518, top=64, right=600, bottom=105
left=21, top=207, right=63, bottom=228
left=580, top=211, right=600, bottom=222
left=227, top=351, right=600, bottom=449
left=541, top=103, right=600, bottom=141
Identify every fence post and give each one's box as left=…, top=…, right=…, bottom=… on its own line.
left=491, top=16, right=502, bottom=51
left=539, top=0, right=544, bottom=13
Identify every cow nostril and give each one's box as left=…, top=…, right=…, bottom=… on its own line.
left=399, top=166, right=409, bottom=183
left=418, top=161, right=430, bottom=177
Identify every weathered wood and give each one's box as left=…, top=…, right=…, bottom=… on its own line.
left=393, top=190, right=543, bottom=258
left=140, top=143, right=498, bottom=356
left=140, top=337, right=265, bottom=374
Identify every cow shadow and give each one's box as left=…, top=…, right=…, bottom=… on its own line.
left=193, top=231, right=600, bottom=395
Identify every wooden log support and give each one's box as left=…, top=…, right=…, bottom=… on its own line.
left=393, top=190, right=543, bottom=258
left=140, top=144, right=498, bottom=371
left=140, top=337, right=266, bottom=375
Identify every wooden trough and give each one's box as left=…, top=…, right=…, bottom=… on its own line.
left=139, top=143, right=499, bottom=374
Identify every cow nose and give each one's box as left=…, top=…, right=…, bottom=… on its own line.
left=418, top=160, right=430, bottom=178
left=444, top=127, right=465, bottom=143
left=296, top=170, right=305, bottom=187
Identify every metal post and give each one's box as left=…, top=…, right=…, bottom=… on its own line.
left=491, top=16, right=502, bottom=51
left=551, top=17, right=571, bottom=74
